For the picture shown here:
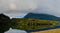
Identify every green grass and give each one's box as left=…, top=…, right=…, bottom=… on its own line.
left=11, top=18, right=59, bottom=30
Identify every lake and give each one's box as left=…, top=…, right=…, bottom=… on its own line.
left=5, top=25, right=60, bottom=33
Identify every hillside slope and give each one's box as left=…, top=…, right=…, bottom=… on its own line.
left=24, top=13, right=60, bottom=21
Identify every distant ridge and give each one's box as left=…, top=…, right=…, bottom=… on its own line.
left=24, top=13, right=60, bottom=21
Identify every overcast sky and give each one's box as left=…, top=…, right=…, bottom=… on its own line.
left=0, top=0, right=60, bottom=18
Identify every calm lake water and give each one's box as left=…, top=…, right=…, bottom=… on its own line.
left=5, top=25, right=60, bottom=33
left=26, top=25, right=60, bottom=33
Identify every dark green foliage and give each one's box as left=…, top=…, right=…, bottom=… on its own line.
left=0, top=14, right=11, bottom=33
left=11, top=18, right=59, bottom=30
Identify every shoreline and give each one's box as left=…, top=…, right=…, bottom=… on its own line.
left=31, top=28, right=60, bottom=33
left=26, top=25, right=60, bottom=33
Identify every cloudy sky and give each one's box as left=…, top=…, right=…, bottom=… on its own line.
left=0, top=0, right=60, bottom=18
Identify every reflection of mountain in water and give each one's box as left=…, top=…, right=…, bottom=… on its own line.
left=24, top=13, right=60, bottom=32
left=11, top=18, right=60, bottom=32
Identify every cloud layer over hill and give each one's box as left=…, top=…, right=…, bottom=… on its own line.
left=0, top=0, right=60, bottom=18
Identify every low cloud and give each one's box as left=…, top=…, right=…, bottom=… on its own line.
left=0, top=0, right=60, bottom=18
left=0, top=0, right=37, bottom=18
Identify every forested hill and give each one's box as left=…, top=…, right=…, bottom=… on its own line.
left=24, top=13, right=60, bottom=21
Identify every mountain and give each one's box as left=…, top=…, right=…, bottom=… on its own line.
left=24, top=13, right=60, bottom=21
left=0, top=13, right=10, bottom=19
left=0, top=13, right=11, bottom=33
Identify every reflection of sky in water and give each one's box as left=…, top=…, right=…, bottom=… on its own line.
left=5, top=28, right=27, bottom=33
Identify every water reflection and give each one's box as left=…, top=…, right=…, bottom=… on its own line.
left=5, top=25, right=60, bottom=33
left=5, top=28, right=27, bottom=33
